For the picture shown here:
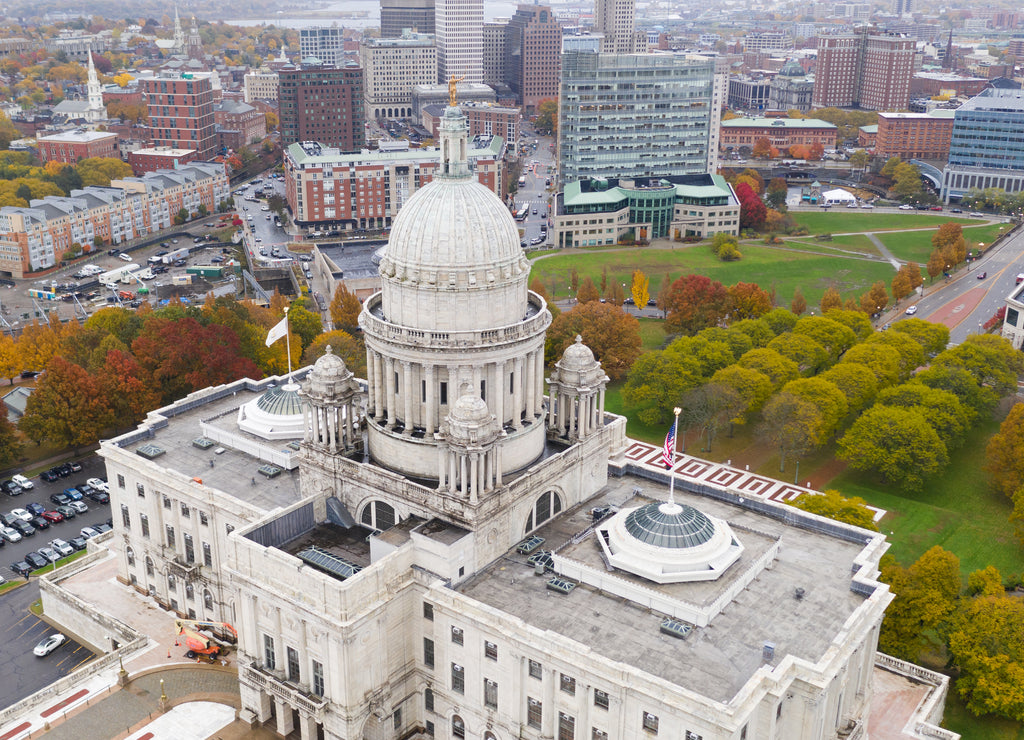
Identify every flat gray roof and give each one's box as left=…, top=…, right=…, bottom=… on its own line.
left=458, top=474, right=868, bottom=703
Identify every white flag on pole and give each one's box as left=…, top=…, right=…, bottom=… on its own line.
left=265, top=317, right=288, bottom=347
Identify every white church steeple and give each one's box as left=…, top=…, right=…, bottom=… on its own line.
left=87, top=50, right=104, bottom=114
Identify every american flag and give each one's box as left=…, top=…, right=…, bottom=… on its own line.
left=662, top=421, right=676, bottom=469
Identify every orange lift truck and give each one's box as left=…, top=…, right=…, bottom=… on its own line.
left=173, top=619, right=238, bottom=662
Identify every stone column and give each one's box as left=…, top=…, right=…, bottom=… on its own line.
left=255, top=690, right=273, bottom=723
left=302, top=404, right=311, bottom=443
left=275, top=698, right=294, bottom=736
left=383, top=357, right=395, bottom=428
left=490, top=363, right=501, bottom=426
left=425, top=365, right=436, bottom=434
left=365, top=347, right=375, bottom=413
left=449, top=454, right=457, bottom=494
left=459, top=454, right=467, bottom=497
left=513, top=357, right=524, bottom=429
left=402, top=362, right=413, bottom=434
left=327, top=405, right=337, bottom=452
left=472, top=364, right=483, bottom=401
left=495, top=445, right=503, bottom=486
left=297, top=713, right=318, bottom=740
left=599, top=387, right=606, bottom=424
left=547, top=386, right=557, bottom=430
left=525, top=351, right=536, bottom=421
left=312, top=406, right=321, bottom=444
left=469, top=454, right=479, bottom=504
left=437, top=448, right=446, bottom=489
left=534, top=349, right=545, bottom=417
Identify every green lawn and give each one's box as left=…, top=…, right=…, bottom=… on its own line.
left=942, top=690, right=1024, bottom=739
left=878, top=222, right=1012, bottom=264
left=531, top=244, right=896, bottom=307
left=637, top=317, right=667, bottom=352
left=790, top=212, right=976, bottom=234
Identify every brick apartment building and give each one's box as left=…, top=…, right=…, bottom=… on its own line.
left=279, top=62, right=365, bottom=150
left=215, top=100, right=267, bottom=148
left=143, top=74, right=218, bottom=159
left=0, top=163, right=228, bottom=277
left=36, top=130, right=119, bottom=164
left=421, top=102, right=520, bottom=144
left=875, top=111, right=956, bottom=160
left=284, top=136, right=505, bottom=231
left=719, top=117, right=838, bottom=152
left=911, top=72, right=988, bottom=98
left=814, top=32, right=915, bottom=110
left=127, top=147, right=198, bottom=175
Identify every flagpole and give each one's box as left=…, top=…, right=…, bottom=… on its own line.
left=669, top=406, right=681, bottom=506
left=284, top=306, right=292, bottom=382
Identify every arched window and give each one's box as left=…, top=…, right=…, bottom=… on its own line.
left=145, top=556, right=154, bottom=576
left=360, top=500, right=396, bottom=531
left=524, top=491, right=562, bottom=534
left=484, top=732, right=498, bottom=740
left=451, top=715, right=466, bottom=739
left=185, top=583, right=194, bottom=601
left=204, top=589, right=214, bottom=612
left=126, top=546, right=135, bottom=566
left=167, top=573, right=176, bottom=591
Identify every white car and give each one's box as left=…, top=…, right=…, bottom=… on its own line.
left=118, top=253, right=132, bottom=262
left=38, top=546, right=59, bottom=563
left=11, top=508, right=32, bottom=522
left=86, top=478, right=108, bottom=492
left=11, top=474, right=33, bottom=489
left=33, top=633, right=66, bottom=657
left=905, top=305, right=918, bottom=315
left=860, top=203, right=875, bottom=209
left=68, top=501, right=89, bottom=514
left=80, top=526, right=100, bottom=539
left=1, top=526, right=21, bottom=543
left=898, top=204, right=914, bottom=210
left=50, top=539, right=74, bottom=557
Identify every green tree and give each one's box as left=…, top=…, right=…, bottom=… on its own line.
left=779, top=377, right=848, bottom=443
left=709, top=364, right=773, bottom=425
left=985, top=403, right=1024, bottom=500
left=892, top=162, right=923, bottom=199
left=0, top=414, right=23, bottom=468
left=174, top=207, right=189, bottom=225
left=682, top=382, right=741, bottom=452
left=849, top=149, right=870, bottom=171
left=75, top=156, right=133, bottom=187
left=840, top=342, right=902, bottom=388
left=737, top=347, right=800, bottom=390
left=695, top=327, right=752, bottom=361
left=864, top=330, right=926, bottom=381
left=819, top=363, right=878, bottom=414
left=792, top=316, right=856, bottom=363
left=301, top=330, right=366, bottom=377
left=761, top=307, right=798, bottom=335
left=287, top=301, right=323, bottom=350
left=879, top=546, right=961, bottom=660
left=730, top=318, right=774, bottom=348
left=880, top=156, right=902, bottom=179
left=890, top=318, right=949, bottom=356
left=934, top=334, right=1023, bottom=400
left=837, top=406, right=948, bottom=491
left=789, top=489, right=877, bottom=530
left=823, top=308, right=873, bottom=340
left=766, top=332, right=829, bottom=375
left=877, top=382, right=974, bottom=448
left=759, top=392, right=820, bottom=471
left=623, top=350, right=703, bottom=425
left=948, top=592, right=1024, bottom=721
left=916, top=364, right=990, bottom=415
left=765, top=177, right=788, bottom=209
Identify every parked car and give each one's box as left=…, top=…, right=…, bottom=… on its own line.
left=24, top=551, right=47, bottom=569
left=40, top=470, right=59, bottom=483
left=1, top=526, right=22, bottom=543
left=860, top=203, right=875, bottom=209
left=49, top=493, right=70, bottom=506
left=55, top=464, right=72, bottom=478
left=87, top=491, right=109, bottom=504
left=86, top=478, right=107, bottom=492
left=68, top=536, right=88, bottom=551
left=50, top=539, right=74, bottom=557
left=37, top=546, right=58, bottom=562
left=11, top=474, right=33, bottom=489
left=977, top=271, right=987, bottom=280
left=75, top=483, right=93, bottom=496
left=56, top=505, right=76, bottom=520
left=12, top=520, right=34, bottom=537
left=10, top=560, right=31, bottom=576
left=33, top=633, right=66, bottom=656
left=930, top=206, right=943, bottom=211
left=950, top=208, right=963, bottom=213
left=63, top=488, right=83, bottom=502
left=80, top=526, right=100, bottom=539
left=30, top=516, right=50, bottom=531
left=905, top=305, right=918, bottom=315
left=69, top=461, right=83, bottom=473
left=898, top=204, right=914, bottom=210
left=95, top=523, right=112, bottom=534
left=26, top=502, right=45, bottom=516
left=0, top=480, right=22, bottom=496
left=0, top=512, right=17, bottom=527
left=41, top=511, right=64, bottom=524
left=68, top=501, right=89, bottom=515
left=11, top=508, right=32, bottom=522
left=118, top=253, right=132, bottom=262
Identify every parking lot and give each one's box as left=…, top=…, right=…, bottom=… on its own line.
left=0, top=581, right=97, bottom=709
left=2, top=455, right=112, bottom=578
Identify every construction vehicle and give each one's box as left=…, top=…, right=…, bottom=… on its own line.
left=174, top=619, right=238, bottom=660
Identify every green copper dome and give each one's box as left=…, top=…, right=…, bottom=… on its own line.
left=255, top=384, right=305, bottom=417
left=623, top=501, right=717, bottom=549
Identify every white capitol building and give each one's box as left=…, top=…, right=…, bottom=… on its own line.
left=94, top=104, right=951, bottom=740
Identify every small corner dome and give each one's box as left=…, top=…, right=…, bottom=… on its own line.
left=559, top=335, right=597, bottom=370
left=444, top=393, right=501, bottom=447
left=450, top=394, right=491, bottom=424
left=311, top=345, right=348, bottom=380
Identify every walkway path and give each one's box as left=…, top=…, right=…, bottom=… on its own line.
left=865, top=233, right=901, bottom=269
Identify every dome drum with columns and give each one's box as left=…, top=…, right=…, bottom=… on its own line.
left=360, top=102, right=552, bottom=481
left=547, top=335, right=610, bottom=444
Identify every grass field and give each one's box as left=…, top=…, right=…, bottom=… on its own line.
left=942, top=691, right=1024, bottom=739
left=878, top=222, right=1012, bottom=264
left=790, top=212, right=977, bottom=233
left=530, top=244, right=896, bottom=307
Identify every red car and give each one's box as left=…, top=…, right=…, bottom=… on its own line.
left=41, top=510, right=64, bottom=524
left=930, top=206, right=943, bottom=211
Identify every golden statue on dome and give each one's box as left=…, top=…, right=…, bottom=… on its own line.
left=448, top=75, right=465, bottom=107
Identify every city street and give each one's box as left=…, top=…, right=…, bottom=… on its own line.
left=512, top=129, right=556, bottom=248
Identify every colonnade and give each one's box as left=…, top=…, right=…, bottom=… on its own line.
left=437, top=443, right=503, bottom=502
left=304, top=397, right=360, bottom=452
left=364, top=347, right=546, bottom=434
left=548, top=386, right=606, bottom=441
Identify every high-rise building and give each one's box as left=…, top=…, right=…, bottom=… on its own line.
left=594, top=0, right=646, bottom=53
left=941, top=88, right=1024, bottom=201
left=558, top=50, right=714, bottom=186
left=876, top=110, right=955, bottom=160
left=482, top=20, right=508, bottom=88
left=505, top=5, right=562, bottom=114
left=360, top=31, right=437, bottom=121
left=813, top=31, right=915, bottom=110
left=143, top=74, right=217, bottom=159
left=380, top=0, right=435, bottom=37
left=278, top=62, right=366, bottom=150
left=299, top=27, right=347, bottom=67
left=435, top=0, right=484, bottom=84
left=895, top=0, right=912, bottom=15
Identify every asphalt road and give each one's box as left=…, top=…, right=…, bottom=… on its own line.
left=3, top=455, right=112, bottom=570
left=513, top=130, right=556, bottom=248
left=0, top=580, right=97, bottom=710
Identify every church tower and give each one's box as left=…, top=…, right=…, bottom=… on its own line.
left=173, top=8, right=186, bottom=54
left=360, top=102, right=551, bottom=483
left=86, top=50, right=104, bottom=118
left=187, top=16, right=203, bottom=59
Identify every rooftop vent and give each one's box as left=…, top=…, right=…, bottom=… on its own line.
left=192, top=437, right=214, bottom=450
left=257, top=464, right=283, bottom=478
left=763, top=641, right=775, bottom=662
left=527, top=550, right=554, bottom=572
left=546, top=577, right=577, bottom=595
left=794, top=587, right=805, bottom=600
left=517, top=535, right=545, bottom=555
left=136, top=444, right=165, bottom=459
left=660, top=618, right=693, bottom=640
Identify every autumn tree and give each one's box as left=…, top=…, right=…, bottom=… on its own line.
left=629, top=270, right=649, bottom=309
left=759, top=392, right=820, bottom=471
left=985, top=403, right=1024, bottom=500
left=892, top=162, right=923, bottom=199
left=731, top=318, right=774, bottom=348
left=820, top=286, right=842, bottom=313
left=709, top=365, right=773, bottom=425
left=287, top=300, right=323, bottom=350
left=76, top=157, right=133, bottom=187
left=682, top=382, right=741, bottom=452
left=879, top=546, right=962, bottom=660
left=891, top=268, right=913, bottom=303
left=0, top=414, right=22, bottom=468
left=726, top=282, right=771, bottom=320
left=576, top=276, right=600, bottom=304
left=837, top=406, right=948, bottom=491
left=735, top=181, right=767, bottom=231
left=623, top=350, right=704, bottom=425
left=933, top=334, right=1023, bottom=402
left=859, top=280, right=889, bottom=314
left=780, top=377, right=848, bottom=442
left=534, top=98, right=558, bottom=134
left=18, top=356, right=110, bottom=449
left=16, top=320, right=60, bottom=371
left=766, top=177, right=788, bottom=210
left=790, top=288, right=807, bottom=315
left=98, top=349, right=161, bottom=429
left=792, top=316, right=856, bottom=363
left=789, top=489, right=877, bottom=530
left=752, top=137, right=773, bottom=159
left=931, top=222, right=967, bottom=268
left=819, top=363, right=879, bottom=413
left=890, top=318, right=949, bottom=356
left=546, top=301, right=641, bottom=381
left=766, top=332, right=829, bottom=375
left=880, top=156, right=902, bottom=179
left=0, top=330, right=20, bottom=382
left=662, top=274, right=732, bottom=336
left=301, top=330, right=366, bottom=377
left=737, top=347, right=800, bottom=390
left=329, top=283, right=362, bottom=332
left=877, top=382, right=974, bottom=449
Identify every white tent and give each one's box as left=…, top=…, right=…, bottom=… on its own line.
left=822, top=188, right=857, bottom=205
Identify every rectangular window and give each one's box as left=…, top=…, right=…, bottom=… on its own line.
left=181, top=503, right=190, bottom=518
left=287, top=646, right=300, bottom=682
left=480, top=379, right=486, bottom=401
left=393, top=708, right=402, bottom=730
left=199, top=511, right=209, bottom=526
left=163, top=495, right=171, bottom=509
left=594, top=689, right=609, bottom=709
left=184, top=533, right=195, bottom=563
left=451, top=663, right=464, bottom=694
left=203, top=541, right=212, bottom=567
left=426, top=720, right=434, bottom=736
left=312, top=660, right=325, bottom=696
left=561, top=673, right=576, bottom=695
left=485, top=641, right=498, bottom=660
left=424, top=637, right=435, bottom=668
left=451, top=626, right=463, bottom=645
left=140, top=514, right=150, bottom=539
left=117, top=474, right=125, bottom=488
left=592, top=731, right=608, bottom=740
left=740, top=725, right=747, bottom=740
left=484, top=678, right=498, bottom=709
left=440, top=381, right=448, bottom=405
left=559, top=713, right=576, bottom=740
left=137, top=482, right=145, bottom=497
left=643, top=712, right=659, bottom=733
left=423, top=602, right=434, bottom=621
left=264, top=634, right=276, bottom=670
left=121, top=504, right=131, bottom=529
left=529, top=659, right=542, bottom=679
left=425, top=687, right=434, bottom=712
left=528, top=698, right=542, bottom=729
left=165, top=525, right=175, bottom=549
left=685, top=732, right=703, bottom=740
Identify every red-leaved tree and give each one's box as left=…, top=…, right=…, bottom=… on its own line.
left=735, top=181, right=767, bottom=231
